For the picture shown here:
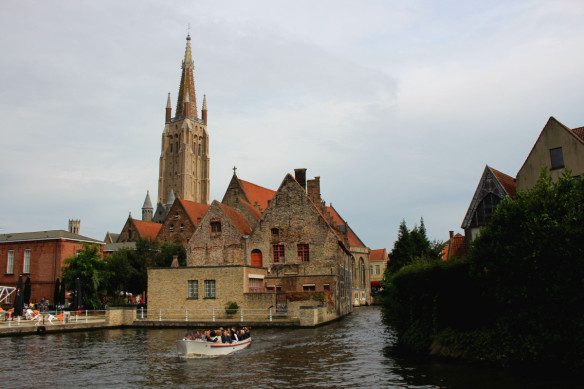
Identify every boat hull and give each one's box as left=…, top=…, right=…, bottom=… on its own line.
left=177, top=338, right=252, bottom=356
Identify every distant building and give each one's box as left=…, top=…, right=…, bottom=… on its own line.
left=369, top=248, right=387, bottom=293
left=0, top=221, right=103, bottom=306
left=117, top=215, right=162, bottom=243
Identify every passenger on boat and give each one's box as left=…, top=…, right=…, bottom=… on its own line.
left=230, top=328, right=239, bottom=342
left=221, top=330, right=232, bottom=344
left=205, top=330, right=218, bottom=342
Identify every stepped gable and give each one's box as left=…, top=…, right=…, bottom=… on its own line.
left=219, top=203, right=252, bottom=235
left=572, top=126, right=584, bottom=142
left=132, top=219, right=162, bottom=239
left=239, top=179, right=276, bottom=212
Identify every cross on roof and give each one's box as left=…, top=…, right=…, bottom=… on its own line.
left=233, top=166, right=237, bottom=174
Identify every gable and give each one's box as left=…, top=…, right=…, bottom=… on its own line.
left=461, top=166, right=514, bottom=229
left=239, top=179, right=276, bottom=212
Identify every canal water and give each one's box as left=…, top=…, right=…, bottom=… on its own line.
left=0, top=307, right=580, bottom=388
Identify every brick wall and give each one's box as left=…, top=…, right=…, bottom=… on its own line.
left=156, top=201, right=198, bottom=246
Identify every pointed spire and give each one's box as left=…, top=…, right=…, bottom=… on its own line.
left=167, top=188, right=176, bottom=206
left=165, top=93, right=172, bottom=123
left=142, top=191, right=153, bottom=222
left=202, top=94, right=208, bottom=125
left=175, top=35, right=197, bottom=119
left=142, top=190, right=153, bottom=209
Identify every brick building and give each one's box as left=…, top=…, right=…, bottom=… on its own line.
left=0, top=223, right=104, bottom=307
left=117, top=216, right=162, bottom=243
left=155, top=199, right=210, bottom=245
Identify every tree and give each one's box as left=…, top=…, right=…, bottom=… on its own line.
left=385, top=218, right=443, bottom=275
left=61, top=244, right=107, bottom=310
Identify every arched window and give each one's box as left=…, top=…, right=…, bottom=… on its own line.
left=359, top=258, right=366, bottom=289
left=351, top=258, right=356, bottom=287
left=271, top=228, right=279, bottom=242
left=472, top=193, right=501, bottom=226
left=128, top=229, right=132, bottom=240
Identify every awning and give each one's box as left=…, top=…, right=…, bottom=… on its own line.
left=248, top=274, right=265, bottom=279
left=371, top=281, right=381, bottom=287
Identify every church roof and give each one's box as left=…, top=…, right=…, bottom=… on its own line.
left=175, top=35, right=198, bottom=119
left=132, top=219, right=162, bottom=240
left=239, top=179, right=276, bottom=212
left=219, top=203, right=252, bottom=235
left=178, top=199, right=210, bottom=227
left=142, top=191, right=153, bottom=210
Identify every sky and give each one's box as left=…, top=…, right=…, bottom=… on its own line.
left=1, top=0, right=584, bottom=251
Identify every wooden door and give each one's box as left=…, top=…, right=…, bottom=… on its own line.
left=251, top=250, right=262, bottom=267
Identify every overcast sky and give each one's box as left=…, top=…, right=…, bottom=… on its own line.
left=1, top=0, right=583, bottom=251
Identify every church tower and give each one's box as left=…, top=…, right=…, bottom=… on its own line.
left=158, top=34, right=210, bottom=206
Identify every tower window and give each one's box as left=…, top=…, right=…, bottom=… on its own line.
left=550, top=147, right=564, bottom=169
left=170, top=144, right=173, bottom=152
left=198, top=144, right=201, bottom=156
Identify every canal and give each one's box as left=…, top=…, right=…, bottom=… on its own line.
left=0, top=306, right=580, bottom=388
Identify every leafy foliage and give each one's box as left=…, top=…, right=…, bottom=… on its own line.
left=61, top=244, right=108, bottom=310
left=385, top=218, right=443, bottom=276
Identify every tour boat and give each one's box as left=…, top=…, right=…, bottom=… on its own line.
left=177, top=337, right=252, bottom=357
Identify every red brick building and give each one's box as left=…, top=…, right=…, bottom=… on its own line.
left=155, top=198, right=210, bottom=245
left=0, top=230, right=104, bottom=307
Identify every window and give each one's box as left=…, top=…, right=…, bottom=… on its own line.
left=550, top=147, right=564, bottom=169
left=370, top=265, right=373, bottom=275
left=249, top=278, right=263, bottom=293
left=471, top=193, right=501, bottom=227
left=273, top=244, right=285, bottom=263
left=198, top=144, right=201, bottom=156
left=174, top=212, right=179, bottom=221
left=266, top=286, right=275, bottom=293
left=276, top=286, right=282, bottom=293
left=6, top=250, right=14, bottom=274
left=323, top=284, right=330, bottom=291
left=303, top=284, right=316, bottom=292
left=210, top=221, right=221, bottom=235
left=180, top=224, right=184, bottom=232
left=128, top=229, right=133, bottom=240
left=271, top=228, right=279, bottom=242
left=170, top=224, right=174, bottom=232
left=297, top=244, right=309, bottom=262
left=375, top=265, right=381, bottom=275
left=188, top=280, right=198, bottom=298
left=23, top=249, right=31, bottom=274
left=170, top=143, right=173, bottom=152
left=204, top=280, right=216, bottom=298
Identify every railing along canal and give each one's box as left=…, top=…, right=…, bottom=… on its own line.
left=135, top=307, right=292, bottom=322
left=0, top=309, right=107, bottom=327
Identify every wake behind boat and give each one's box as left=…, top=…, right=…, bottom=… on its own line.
left=177, top=337, right=252, bottom=357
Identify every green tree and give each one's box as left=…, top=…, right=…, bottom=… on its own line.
left=385, top=218, right=443, bottom=275
left=61, top=243, right=107, bottom=310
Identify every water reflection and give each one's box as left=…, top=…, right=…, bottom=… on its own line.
left=0, top=307, right=581, bottom=388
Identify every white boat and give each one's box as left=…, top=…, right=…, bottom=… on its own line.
left=177, top=337, right=252, bottom=357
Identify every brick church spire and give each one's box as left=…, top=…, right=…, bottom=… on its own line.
left=175, top=34, right=198, bottom=119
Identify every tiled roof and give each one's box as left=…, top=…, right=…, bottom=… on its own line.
left=326, top=206, right=366, bottom=247
left=241, top=200, right=262, bottom=221
left=0, top=230, right=103, bottom=244
left=489, top=167, right=517, bottom=198
left=179, top=199, right=210, bottom=227
left=132, top=219, right=162, bottom=240
left=104, top=242, right=136, bottom=252
left=370, top=249, right=387, bottom=262
left=572, top=126, right=584, bottom=142
left=219, top=203, right=252, bottom=235
left=239, top=180, right=276, bottom=212
left=448, top=233, right=467, bottom=259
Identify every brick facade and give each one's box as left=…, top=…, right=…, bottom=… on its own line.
left=0, top=231, right=104, bottom=307
left=156, top=199, right=209, bottom=246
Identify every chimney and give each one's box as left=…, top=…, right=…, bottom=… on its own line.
left=449, top=231, right=454, bottom=240
left=307, top=176, right=321, bottom=203
left=68, top=219, right=80, bottom=235
left=294, top=168, right=307, bottom=191
left=171, top=255, right=179, bottom=268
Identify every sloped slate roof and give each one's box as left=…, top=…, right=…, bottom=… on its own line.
left=239, top=180, right=276, bottom=212
left=132, top=219, right=162, bottom=239
left=0, top=230, right=103, bottom=244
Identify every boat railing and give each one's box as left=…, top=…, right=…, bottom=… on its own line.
left=135, top=307, right=292, bottom=322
